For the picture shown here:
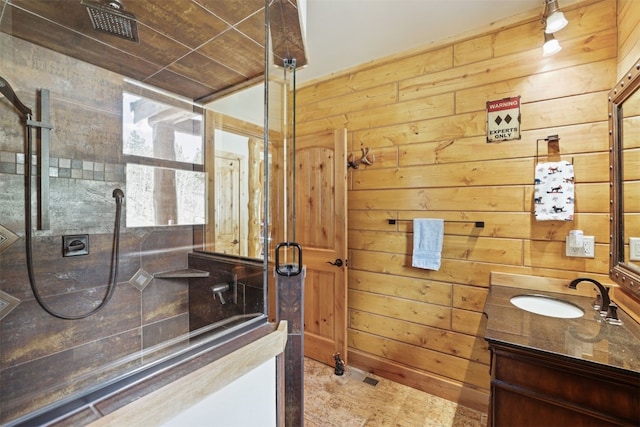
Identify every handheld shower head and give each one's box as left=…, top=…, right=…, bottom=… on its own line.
left=0, top=75, right=32, bottom=119
left=113, top=188, right=125, bottom=203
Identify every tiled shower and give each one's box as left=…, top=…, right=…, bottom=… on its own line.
left=0, top=33, right=265, bottom=423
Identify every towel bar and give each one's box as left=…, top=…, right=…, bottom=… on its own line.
left=387, top=219, right=484, bottom=228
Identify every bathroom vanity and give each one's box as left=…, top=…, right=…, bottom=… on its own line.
left=484, top=277, right=640, bottom=426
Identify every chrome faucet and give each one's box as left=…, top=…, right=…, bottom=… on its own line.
left=211, top=283, right=230, bottom=304
left=568, top=277, right=622, bottom=324
left=210, top=275, right=238, bottom=305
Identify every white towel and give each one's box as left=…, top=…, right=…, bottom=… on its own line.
left=534, top=161, right=575, bottom=221
left=412, top=218, right=444, bottom=270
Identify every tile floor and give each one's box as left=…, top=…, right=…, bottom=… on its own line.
left=303, top=358, right=488, bottom=427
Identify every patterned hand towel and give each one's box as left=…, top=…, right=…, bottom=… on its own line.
left=412, top=218, right=444, bottom=270
left=534, top=161, right=575, bottom=221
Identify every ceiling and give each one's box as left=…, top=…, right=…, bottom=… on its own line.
left=299, top=0, right=543, bottom=83
left=0, top=0, right=305, bottom=102
left=0, top=0, right=550, bottom=101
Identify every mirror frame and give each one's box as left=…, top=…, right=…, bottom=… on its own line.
left=609, top=58, right=640, bottom=300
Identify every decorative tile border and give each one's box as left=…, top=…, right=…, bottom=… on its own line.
left=0, top=151, right=125, bottom=183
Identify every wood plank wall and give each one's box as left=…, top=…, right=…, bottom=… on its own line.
left=617, top=0, right=640, bottom=78
left=295, top=0, right=622, bottom=412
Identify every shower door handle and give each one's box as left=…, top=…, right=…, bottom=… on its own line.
left=326, top=258, right=343, bottom=267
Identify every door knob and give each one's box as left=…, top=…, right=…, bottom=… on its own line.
left=232, top=239, right=239, bottom=244
left=327, top=258, right=343, bottom=267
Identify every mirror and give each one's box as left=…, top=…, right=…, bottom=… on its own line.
left=609, top=59, right=640, bottom=300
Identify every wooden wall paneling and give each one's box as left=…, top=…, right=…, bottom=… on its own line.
left=617, top=0, right=640, bottom=77
left=360, top=210, right=609, bottom=243
left=452, top=286, right=489, bottom=312
left=348, top=310, right=490, bottom=365
left=353, top=158, right=534, bottom=190
left=526, top=122, right=610, bottom=155
left=493, top=0, right=616, bottom=57
left=349, top=187, right=525, bottom=211
left=445, top=235, right=525, bottom=265
left=348, top=270, right=452, bottom=306
left=348, top=229, right=412, bottom=254
left=455, top=60, right=617, bottom=114
left=296, top=83, right=398, bottom=123
left=453, top=35, right=494, bottom=66
left=295, top=46, right=453, bottom=106
left=294, top=0, right=619, bottom=413
left=349, top=250, right=499, bottom=288
left=348, top=289, right=451, bottom=329
left=349, top=230, right=524, bottom=266
left=387, top=213, right=485, bottom=235
left=351, top=112, right=487, bottom=148
left=452, top=308, right=487, bottom=336
left=348, top=209, right=400, bottom=231
left=346, top=93, right=455, bottom=130
left=524, top=240, right=610, bottom=273
left=529, top=213, right=610, bottom=243
left=348, top=329, right=490, bottom=388
left=398, top=29, right=616, bottom=103
left=400, top=137, right=531, bottom=166
left=521, top=92, right=609, bottom=130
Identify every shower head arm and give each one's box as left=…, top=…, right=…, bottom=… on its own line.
left=0, top=76, right=32, bottom=119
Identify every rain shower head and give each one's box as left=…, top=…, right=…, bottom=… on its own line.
left=81, top=0, right=139, bottom=42
left=0, top=75, right=32, bottom=119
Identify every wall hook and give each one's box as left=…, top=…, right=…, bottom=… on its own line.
left=348, top=147, right=375, bottom=169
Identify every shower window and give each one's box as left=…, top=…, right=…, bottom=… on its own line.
left=125, top=164, right=205, bottom=227
left=122, top=89, right=205, bottom=227
left=123, top=92, right=203, bottom=163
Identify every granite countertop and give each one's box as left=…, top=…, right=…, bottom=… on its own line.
left=484, top=285, right=640, bottom=375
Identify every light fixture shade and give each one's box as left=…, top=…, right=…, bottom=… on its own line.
left=543, top=33, right=561, bottom=57
left=545, top=10, right=568, bottom=33
left=543, top=0, right=568, bottom=33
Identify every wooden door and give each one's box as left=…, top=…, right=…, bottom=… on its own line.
left=215, top=153, right=241, bottom=255
left=294, top=129, right=348, bottom=365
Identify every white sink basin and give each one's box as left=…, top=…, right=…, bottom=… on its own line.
left=510, top=294, right=584, bottom=319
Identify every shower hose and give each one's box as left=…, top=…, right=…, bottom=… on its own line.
left=24, top=123, right=124, bottom=320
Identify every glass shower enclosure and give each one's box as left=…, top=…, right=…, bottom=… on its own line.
left=0, top=0, right=304, bottom=423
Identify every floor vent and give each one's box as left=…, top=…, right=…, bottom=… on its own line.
left=363, top=377, right=379, bottom=386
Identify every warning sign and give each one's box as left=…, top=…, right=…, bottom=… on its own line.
left=486, top=96, right=521, bottom=143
